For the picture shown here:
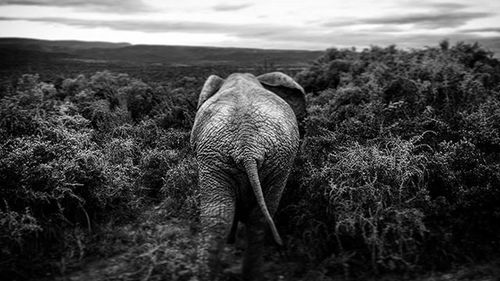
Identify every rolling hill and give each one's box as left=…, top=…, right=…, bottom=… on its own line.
left=0, top=38, right=323, bottom=67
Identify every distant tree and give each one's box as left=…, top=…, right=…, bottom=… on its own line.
left=439, top=39, right=450, bottom=51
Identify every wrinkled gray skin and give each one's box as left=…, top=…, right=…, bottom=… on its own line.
left=191, top=72, right=306, bottom=280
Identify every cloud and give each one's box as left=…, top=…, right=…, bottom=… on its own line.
left=423, top=2, right=468, bottom=10
left=462, top=27, right=500, bottom=33
left=220, top=21, right=500, bottom=53
left=0, top=0, right=152, bottom=13
left=360, top=11, right=492, bottom=29
left=213, top=3, right=252, bottom=12
left=323, top=3, right=492, bottom=30
left=0, top=16, right=226, bottom=33
left=0, top=16, right=291, bottom=35
left=1, top=14, right=498, bottom=54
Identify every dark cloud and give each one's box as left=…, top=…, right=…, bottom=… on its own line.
left=0, top=16, right=290, bottom=35
left=463, top=27, right=500, bottom=33
left=361, top=11, right=492, bottom=28
left=223, top=22, right=500, bottom=54
left=0, top=16, right=226, bottom=32
left=395, top=1, right=469, bottom=12
left=323, top=4, right=492, bottom=29
left=350, top=25, right=406, bottom=33
left=425, top=2, right=468, bottom=10
left=0, top=0, right=152, bottom=13
left=213, top=3, right=252, bottom=12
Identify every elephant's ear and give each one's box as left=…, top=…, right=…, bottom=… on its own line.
left=257, top=72, right=306, bottom=122
left=197, top=75, right=224, bottom=109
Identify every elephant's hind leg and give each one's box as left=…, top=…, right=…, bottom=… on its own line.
left=242, top=208, right=268, bottom=281
left=198, top=175, right=235, bottom=280
left=242, top=176, right=289, bottom=280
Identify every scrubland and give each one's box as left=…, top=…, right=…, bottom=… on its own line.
left=1, top=41, right=499, bottom=280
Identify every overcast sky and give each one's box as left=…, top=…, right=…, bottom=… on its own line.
left=0, top=0, right=499, bottom=52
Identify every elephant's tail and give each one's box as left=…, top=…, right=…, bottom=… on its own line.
left=243, top=158, right=283, bottom=246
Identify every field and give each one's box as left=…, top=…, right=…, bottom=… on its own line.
left=1, top=39, right=500, bottom=281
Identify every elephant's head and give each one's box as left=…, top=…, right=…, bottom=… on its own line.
left=197, top=72, right=307, bottom=127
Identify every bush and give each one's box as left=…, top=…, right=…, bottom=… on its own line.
left=161, top=155, right=199, bottom=219
left=286, top=137, right=430, bottom=274
left=0, top=72, right=182, bottom=278
left=140, top=149, right=181, bottom=198
left=2, top=41, right=500, bottom=280
left=284, top=41, right=500, bottom=277
left=423, top=140, right=500, bottom=265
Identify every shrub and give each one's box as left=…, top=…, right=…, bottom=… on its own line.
left=2, top=42, right=500, bottom=280
left=140, top=148, right=181, bottom=198
left=287, top=137, right=430, bottom=274
left=161, top=155, right=199, bottom=220
left=0, top=75, right=142, bottom=277
left=286, top=41, right=500, bottom=277
left=423, top=139, right=500, bottom=265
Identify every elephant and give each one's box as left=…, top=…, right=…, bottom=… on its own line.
left=190, top=72, right=306, bottom=280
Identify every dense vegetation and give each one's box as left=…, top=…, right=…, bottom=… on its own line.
left=0, top=41, right=499, bottom=280
left=287, top=42, right=500, bottom=278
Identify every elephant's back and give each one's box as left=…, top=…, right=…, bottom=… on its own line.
left=219, top=87, right=298, bottom=139
left=217, top=86, right=297, bottom=126
left=192, top=86, right=299, bottom=159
